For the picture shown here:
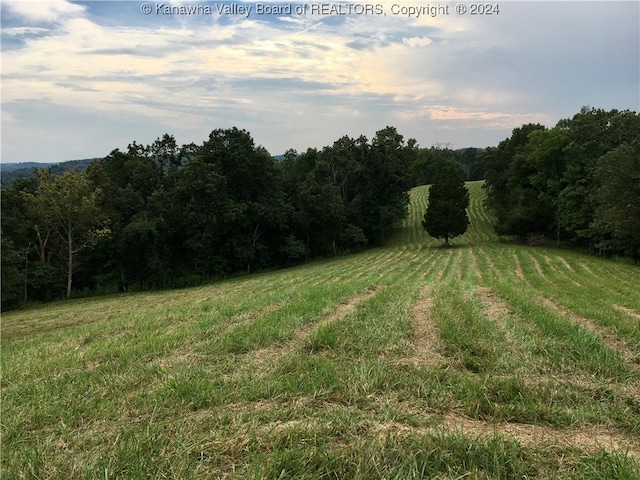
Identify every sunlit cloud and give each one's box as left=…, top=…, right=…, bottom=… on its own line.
left=4, top=0, right=85, bottom=22
left=1, top=0, right=638, bottom=162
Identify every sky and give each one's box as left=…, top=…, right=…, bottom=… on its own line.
left=1, top=0, right=639, bottom=164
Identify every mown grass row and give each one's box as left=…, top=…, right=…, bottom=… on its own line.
left=2, top=181, right=640, bottom=479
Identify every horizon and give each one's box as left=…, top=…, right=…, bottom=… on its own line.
left=1, top=140, right=489, bottom=166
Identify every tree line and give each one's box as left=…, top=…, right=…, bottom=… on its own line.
left=1, top=126, right=482, bottom=310
left=479, top=106, right=640, bottom=259
left=7, top=105, right=635, bottom=311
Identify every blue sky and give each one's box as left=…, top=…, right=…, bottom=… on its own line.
left=1, top=0, right=638, bottom=163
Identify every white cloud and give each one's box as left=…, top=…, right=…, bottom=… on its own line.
left=2, top=26, right=50, bottom=35
left=1, top=1, right=637, bottom=162
left=4, top=0, right=85, bottom=22
left=403, top=36, right=433, bottom=47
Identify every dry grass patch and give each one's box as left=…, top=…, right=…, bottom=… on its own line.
left=540, top=296, right=640, bottom=368
left=397, top=285, right=447, bottom=368
left=512, top=252, right=530, bottom=286
left=371, top=413, right=640, bottom=460
left=483, top=253, right=501, bottom=280
left=544, top=254, right=584, bottom=288
left=222, top=395, right=324, bottom=418
left=476, top=287, right=510, bottom=325
left=556, top=256, right=575, bottom=273
left=153, top=351, right=204, bottom=371
left=614, top=304, right=640, bottom=322
left=440, top=248, right=455, bottom=281
left=441, top=414, right=640, bottom=460
left=578, top=261, right=596, bottom=276
left=529, top=255, right=550, bottom=283
left=312, top=287, right=382, bottom=331
left=521, top=373, right=640, bottom=401
left=227, top=300, right=288, bottom=326
left=249, top=287, right=383, bottom=376
left=475, top=287, right=525, bottom=363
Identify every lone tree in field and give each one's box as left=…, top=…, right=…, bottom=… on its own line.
left=422, top=163, right=470, bottom=247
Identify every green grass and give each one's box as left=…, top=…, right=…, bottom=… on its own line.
left=3, top=181, right=640, bottom=479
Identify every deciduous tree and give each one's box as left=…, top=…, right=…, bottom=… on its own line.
left=24, top=170, right=109, bottom=298
left=593, top=143, right=640, bottom=260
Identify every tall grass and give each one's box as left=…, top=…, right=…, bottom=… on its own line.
left=2, top=181, right=639, bottom=479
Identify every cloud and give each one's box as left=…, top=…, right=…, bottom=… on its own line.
left=1, top=0, right=638, bottom=162
left=403, top=36, right=433, bottom=47
left=3, top=0, right=85, bottom=22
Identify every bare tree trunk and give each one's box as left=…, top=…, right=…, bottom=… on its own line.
left=120, top=268, right=128, bottom=293
left=34, top=225, right=48, bottom=264
left=248, top=223, right=260, bottom=274
left=67, top=228, right=73, bottom=298
left=24, top=243, right=30, bottom=302
left=556, top=203, right=561, bottom=247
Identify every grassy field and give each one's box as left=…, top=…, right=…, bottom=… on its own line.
left=3, top=181, right=640, bottom=479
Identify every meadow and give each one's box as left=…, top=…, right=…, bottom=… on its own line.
left=2, top=181, right=640, bottom=479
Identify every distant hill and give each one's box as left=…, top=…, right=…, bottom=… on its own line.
left=1, top=162, right=56, bottom=173
left=0, top=158, right=99, bottom=188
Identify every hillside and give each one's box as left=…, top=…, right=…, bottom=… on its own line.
left=0, top=158, right=97, bottom=187
left=0, top=162, right=57, bottom=173
left=2, top=181, right=640, bottom=479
